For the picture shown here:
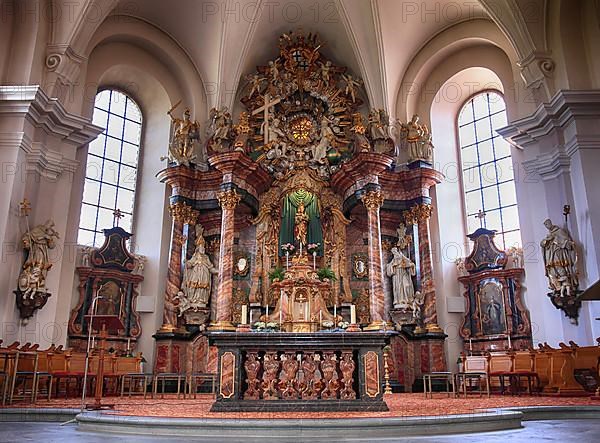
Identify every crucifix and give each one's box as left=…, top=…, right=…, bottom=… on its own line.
left=252, top=93, right=281, bottom=145
left=475, top=209, right=486, bottom=228
left=113, top=209, right=124, bottom=227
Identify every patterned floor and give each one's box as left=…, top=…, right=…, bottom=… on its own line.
left=2, top=393, right=598, bottom=419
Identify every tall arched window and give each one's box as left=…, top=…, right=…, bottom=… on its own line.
left=78, top=90, right=142, bottom=247
left=458, top=91, right=521, bottom=249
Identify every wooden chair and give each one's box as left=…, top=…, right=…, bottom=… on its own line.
left=34, top=350, right=54, bottom=401
left=486, top=352, right=514, bottom=395
left=8, top=350, right=38, bottom=404
left=512, top=350, right=540, bottom=395
left=455, top=354, right=489, bottom=398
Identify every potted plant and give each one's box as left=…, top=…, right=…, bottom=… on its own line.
left=317, top=267, right=337, bottom=282
left=269, top=267, right=285, bottom=283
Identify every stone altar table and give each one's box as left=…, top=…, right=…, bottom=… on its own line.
left=208, top=331, right=395, bottom=411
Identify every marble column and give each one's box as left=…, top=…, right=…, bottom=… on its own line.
left=210, top=189, right=241, bottom=331
left=159, top=202, right=197, bottom=332
left=405, top=204, right=441, bottom=332
left=360, top=189, right=387, bottom=330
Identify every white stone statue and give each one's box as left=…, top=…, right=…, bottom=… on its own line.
left=208, top=107, right=233, bottom=151
left=81, top=245, right=94, bottom=267
left=178, top=226, right=218, bottom=314
left=17, top=220, right=59, bottom=299
left=386, top=247, right=416, bottom=309
left=541, top=219, right=579, bottom=297
left=455, top=258, right=467, bottom=277
left=401, top=114, right=434, bottom=163
left=132, top=254, right=147, bottom=275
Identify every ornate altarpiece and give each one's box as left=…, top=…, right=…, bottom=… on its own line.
left=458, top=228, right=532, bottom=352
left=155, top=31, right=446, bottom=401
left=68, top=227, right=144, bottom=354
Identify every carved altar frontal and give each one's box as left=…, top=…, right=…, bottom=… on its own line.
left=208, top=332, right=394, bottom=412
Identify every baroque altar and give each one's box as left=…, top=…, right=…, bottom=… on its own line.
left=154, top=30, right=447, bottom=401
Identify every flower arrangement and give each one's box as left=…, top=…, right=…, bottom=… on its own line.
left=317, top=267, right=337, bottom=281
left=337, top=321, right=350, bottom=330
left=322, top=320, right=334, bottom=328
left=307, top=243, right=320, bottom=254
left=252, top=321, right=280, bottom=332
left=281, top=243, right=295, bottom=253
left=268, top=267, right=285, bottom=282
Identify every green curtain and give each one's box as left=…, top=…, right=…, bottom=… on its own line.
left=279, top=189, right=323, bottom=255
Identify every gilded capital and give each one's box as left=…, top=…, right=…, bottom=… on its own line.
left=360, top=190, right=384, bottom=211
left=169, top=202, right=198, bottom=224
left=217, top=189, right=241, bottom=210
left=403, top=203, right=432, bottom=225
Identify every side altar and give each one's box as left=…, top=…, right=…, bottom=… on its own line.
left=153, top=31, right=447, bottom=400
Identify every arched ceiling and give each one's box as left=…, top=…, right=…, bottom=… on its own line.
left=99, top=0, right=493, bottom=114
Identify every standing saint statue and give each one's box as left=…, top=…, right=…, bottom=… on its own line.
left=386, top=247, right=416, bottom=309
left=17, top=220, right=59, bottom=299
left=294, top=203, right=310, bottom=249
left=167, top=106, right=200, bottom=166
left=178, top=226, right=218, bottom=314
left=540, top=218, right=579, bottom=297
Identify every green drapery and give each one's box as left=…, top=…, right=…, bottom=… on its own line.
left=279, top=189, right=323, bottom=255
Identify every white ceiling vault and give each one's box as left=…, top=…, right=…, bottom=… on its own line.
left=51, top=0, right=550, bottom=115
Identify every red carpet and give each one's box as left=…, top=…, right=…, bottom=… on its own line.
left=2, top=394, right=597, bottom=419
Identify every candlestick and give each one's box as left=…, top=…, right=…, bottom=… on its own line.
left=350, top=304, right=356, bottom=324
left=241, top=305, right=248, bottom=325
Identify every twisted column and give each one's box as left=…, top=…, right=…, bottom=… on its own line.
left=210, top=189, right=241, bottom=331
left=360, top=189, right=387, bottom=331
left=160, top=202, right=197, bottom=332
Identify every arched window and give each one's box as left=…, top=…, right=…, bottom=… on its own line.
left=457, top=91, right=521, bottom=249
left=77, top=90, right=142, bottom=247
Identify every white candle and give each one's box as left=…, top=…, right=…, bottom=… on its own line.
left=508, top=334, right=512, bottom=349
left=305, top=302, right=308, bottom=320
left=319, top=310, right=322, bottom=325
left=313, top=252, right=316, bottom=270
left=127, top=338, right=131, bottom=352
left=469, top=338, right=472, bottom=351
left=350, top=305, right=356, bottom=324
left=241, top=305, right=248, bottom=325
left=266, top=305, right=269, bottom=319
left=333, top=305, right=337, bottom=320
left=286, top=251, right=289, bottom=269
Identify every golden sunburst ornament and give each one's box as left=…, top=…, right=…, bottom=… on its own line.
left=290, top=116, right=313, bottom=146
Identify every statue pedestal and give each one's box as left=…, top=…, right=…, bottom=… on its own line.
left=390, top=307, right=416, bottom=328
left=183, top=307, right=210, bottom=326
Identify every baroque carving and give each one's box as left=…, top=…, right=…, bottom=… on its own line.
left=361, top=190, right=384, bottom=211
left=217, top=189, right=241, bottom=210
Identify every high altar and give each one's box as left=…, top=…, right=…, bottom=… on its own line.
left=154, top=31, right=446, bottom=409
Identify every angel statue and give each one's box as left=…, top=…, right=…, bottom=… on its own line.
left=178, top=225, right=218, bottom=314
left=17, top=220, right=59, bottom=300
left=166, top=104, right=200, bottom=166
left=246, top=73, right=265, bottom=99
left=208, top=107, right=234, bottom=152
left=541, top=219, right=579, bottom=297
left=342, top=73, right=361, bottom=103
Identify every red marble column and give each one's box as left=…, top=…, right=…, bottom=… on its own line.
left=360, top=190, right=387, bottom=330
left=210, top=189, right=241, bottom=331
left=159, top=202, right=197, bottom=332
left=407, top=204, right=441, bottom=332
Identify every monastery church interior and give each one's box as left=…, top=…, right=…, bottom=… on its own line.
left=1, top=0, right=600, bottom=401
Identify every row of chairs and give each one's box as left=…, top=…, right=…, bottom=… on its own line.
left=121, top=372, right=216, bottom=399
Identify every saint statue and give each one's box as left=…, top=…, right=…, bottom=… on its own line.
left=208, top=107, right=233, bottom=152
left=540, top=218, right=579, bottom=297
left=167, top=106, right=200, bottom=166
left=402, top=114, right=434, bottom=163
left=367, top=109, right=391, bottom=153
left=294, top=203, right=310, bottom=248
left=386, top=247, right=416, bottom=309
left=178, top=226, right=218, bottom=314
left=17, top=220, right=59, bottom=299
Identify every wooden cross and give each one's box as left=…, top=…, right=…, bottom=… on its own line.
left=113, top=208, right=124, bottom=227
left=475, top=209, right=486, bottom=228
left=19, top=199, right=32, bottom=217
left=252, top=93, right=281, bottom=145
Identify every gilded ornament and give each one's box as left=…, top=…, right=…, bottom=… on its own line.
left=360, top=190, right=384, bottom=210
left=217, top=189, right=241, bottom=209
